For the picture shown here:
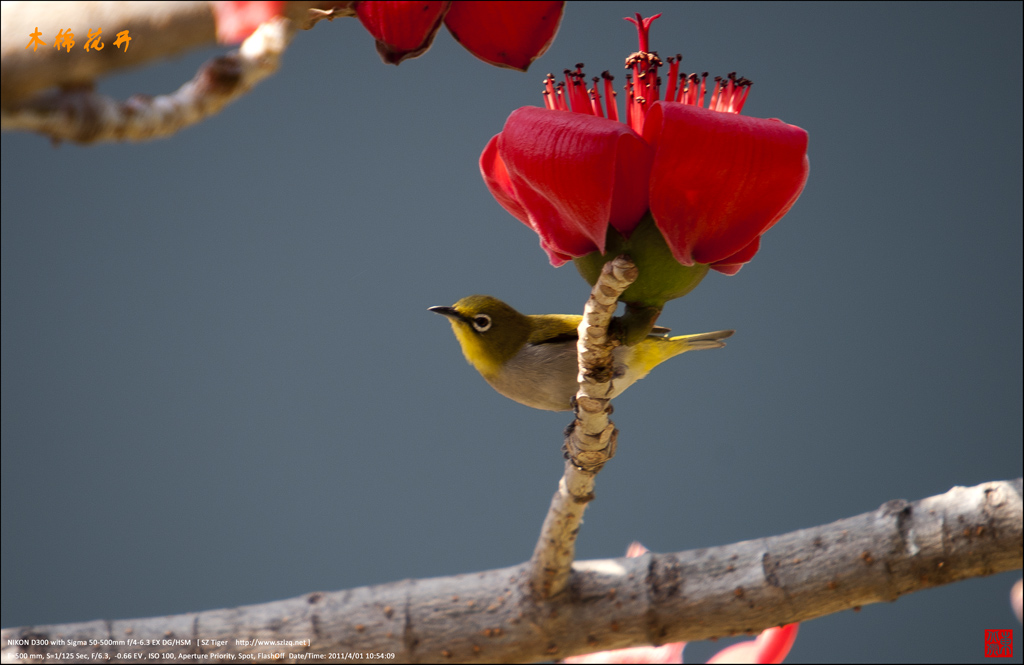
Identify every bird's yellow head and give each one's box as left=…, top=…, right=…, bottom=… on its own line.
left=429, top=295, right=532, bottom=378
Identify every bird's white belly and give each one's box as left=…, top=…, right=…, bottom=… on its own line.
left=485, top=341, right=640, bottom=411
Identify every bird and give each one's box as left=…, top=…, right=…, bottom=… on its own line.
left=429, top=295, right=734, bottom=411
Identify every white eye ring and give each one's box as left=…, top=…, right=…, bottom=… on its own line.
left=472, top=314, right=492, bottom=332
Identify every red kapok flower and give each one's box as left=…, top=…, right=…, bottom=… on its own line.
left=355, top=1, right=565, bottom=69
left=566, top=544, right=800, bottom=664
left=481, top=13, right=808, bottom=308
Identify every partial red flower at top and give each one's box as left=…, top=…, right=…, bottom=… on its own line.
left=564, top=543, right=800, bottom=665
left=211, top=1, right=565, bottom=72
left=481, top=13, right=808, bottom=314
left=357, top=1, right=564, bottom=69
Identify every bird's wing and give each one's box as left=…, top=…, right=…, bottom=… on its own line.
left=528, top=316, right=680, bottom=345
left=527, top=314, right=582, bottom=345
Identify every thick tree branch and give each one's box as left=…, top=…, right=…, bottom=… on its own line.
left=530, top=256, right=637, bottom=599
left=0, top=2, right=346, bottom=143
left=2, top=16, right=294, bottom=144
left=4, top=479, right=1020, bottom=664
left=1, top=2, right=218, bottom=105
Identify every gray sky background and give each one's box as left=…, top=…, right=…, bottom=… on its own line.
left=2, top=2, right=1021, bottom=662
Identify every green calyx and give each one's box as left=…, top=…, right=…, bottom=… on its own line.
left=573, top=213, right=710, bottom=345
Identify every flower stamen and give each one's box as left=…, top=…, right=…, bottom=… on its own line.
left=601, top=71, right=618, bottom=122
left=542, top=73, right=557, bottom=110
left=590, top=77, right=605, bottom=118
left=665, top=54, right=681, bottom=102
left=538, top=14, right=752, bottom=131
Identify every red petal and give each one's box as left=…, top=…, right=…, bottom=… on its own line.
left=486, top=107, right=652, bottom=265
left=755, top=624, right=799, bottom=664
left=481, top=133, right=574, bottom=266
left=211, top=1, right=287, bottom=44
left=644, top=102, right=808, bottom=267
left=481, top=133, right=529, bottom=223
left=706, top=624, right=799, bottom=664
left=355, top=1, right=450, bottom=65
left=564, top=643, right=684, bottom=664
left=710, top=236, right=760, bottom=275
left=444, top=1, right=564, bottom=71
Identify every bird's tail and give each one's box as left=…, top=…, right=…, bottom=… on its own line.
left=629, top=329, right=735, bottom=376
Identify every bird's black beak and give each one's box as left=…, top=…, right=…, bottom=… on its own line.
left=428, top=306, right=460, bottom=321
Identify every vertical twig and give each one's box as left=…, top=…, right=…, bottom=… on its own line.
left=529, top=256, right=638, bottom=598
